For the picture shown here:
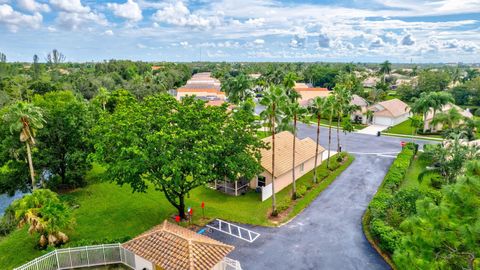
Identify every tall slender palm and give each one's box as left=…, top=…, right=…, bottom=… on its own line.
left=333, top=85, right=352, bottom=152
left=283, top=72, right=299, bottom=100
left=95, top=87, right=110, bottom=111
left=408, top=116, right=422, bottom=143
left=324, top=96, right=336, bottom=168
left=379, top=60, right=392, bottom=82
left=223, top=74, right=252, bottom=104
left=260, top=85, right=288, bottom=214
left=281, top=99, right=308, bottom=198
left=3, top=102, right=45, bottom=189
left=431, top=107, right=464, bottom=131
left=309, top=96, right=327, bottom=183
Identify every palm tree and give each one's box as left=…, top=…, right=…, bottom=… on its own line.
left=431, top=107, right=464, bottom=131
left=260, top=85, right=288, bottom=214
left=281, top=99, right=308, bottom=198
left=324, top=96, right=336, bottom=168
left=333, top=84, right=352, bottom=152
left=95, top=87, right=110, bottom=111
left=283, top=72, right=299, bottom=100
left=12, top=189, right=74, bottom=248
left=408, top=116, right=422, bottom=143
left=223, top=74, right=252, bottom=104
left=379, top=60, right=392, bottom=82
left=410, top=92, right=435, bottom=133
left=429, top=92, right=454, bottom=132
left=365, top=109, right=374, bottom=125
left=309, top=96, right=327, bottom=183
left=3, top=102, right=45, bottom=189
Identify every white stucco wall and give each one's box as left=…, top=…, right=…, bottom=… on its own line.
left=134, top=254, right=154, bottom=270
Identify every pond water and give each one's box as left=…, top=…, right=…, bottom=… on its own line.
left=0, top=191, right=25, bottom=216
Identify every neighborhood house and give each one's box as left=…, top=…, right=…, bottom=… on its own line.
left=294, top=82, right=331, bottom=107
left=122, top=220, right=237, bottom=270
left=350, top=94, right=369, bottom=124
left=176, top=72, right=226, bottom=101
left=252, top=131, right=326, bottom=201
left=423, top=103, right=473, bottom=131
left=367, top=98, right=411, bottom=126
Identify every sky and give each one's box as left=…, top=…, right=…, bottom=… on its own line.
left=0, top=0, right=480, bottom=63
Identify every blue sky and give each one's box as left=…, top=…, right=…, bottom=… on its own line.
left=1, top=0, right=479, bottom=62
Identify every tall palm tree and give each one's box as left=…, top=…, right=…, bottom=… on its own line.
left=260, top=85, right=288, bottom=214
left=309, top=96, right=327, bottom=183
left=324, top=96, right=336, bottom=168
left=3, top=102, right=45, bottom=189
left=408, top=116, right=422, bottom=143
left=283, top=72, right=299, bottom=100
left=95, top=87, right=110, bottom=111
left=223, top=74, right=252, bottom=104
left=281, top=99, right=308, bottom=198
left=333, top=85, right=352, bottom=152
left=365, top=109, right=374, bottom=125
left=379, top=60, right=392, bottom=82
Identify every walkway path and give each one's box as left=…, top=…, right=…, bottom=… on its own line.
left=204, top=122, right=436, bottom=270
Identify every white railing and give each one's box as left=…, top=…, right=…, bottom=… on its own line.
left=14, top=243, right=135, bottom=270
left=218, top=257, right=242, bottom=270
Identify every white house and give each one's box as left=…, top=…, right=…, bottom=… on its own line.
left=367, top=99, right=411, bottom=126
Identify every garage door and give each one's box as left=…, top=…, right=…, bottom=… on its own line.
left=373, top=116, right=392, bottom=126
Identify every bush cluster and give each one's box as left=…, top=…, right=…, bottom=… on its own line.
left=367, top=144, right=417, bottom=254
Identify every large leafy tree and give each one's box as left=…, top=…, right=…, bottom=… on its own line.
left=2, top=102, right=45, bottom=189
left=260, top=86, right=288, bottom=214
left=33, top=91, right=93, bottom=190
left=94, top=94, right=263, bottom=219
left=12, top=189, right=74, bottom=248
left=394, top=160, right=480, bottom=269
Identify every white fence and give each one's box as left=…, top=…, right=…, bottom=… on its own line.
left=14, top=243, right=136, bottom=270
left=261, top=183, right=273, bottom=201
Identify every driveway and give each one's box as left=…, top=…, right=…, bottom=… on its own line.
left=356, top=124, right=390, bottom=135
left=204, top=122, right=435, bottom=270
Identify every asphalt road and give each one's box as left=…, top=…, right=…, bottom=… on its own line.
left=204, top=119, right=436, bottom=270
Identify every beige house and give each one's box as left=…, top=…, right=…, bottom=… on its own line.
left=251, top=131, right=326, bottom=201
left=367, top=99, right=411, bottom=126
left=294, top=82, right=331, bottom=107
left=350, top=95, right=369, bottom=124
left=423, top=103, right=473, bottom=131
left=122, top=220, right=237, bottom=270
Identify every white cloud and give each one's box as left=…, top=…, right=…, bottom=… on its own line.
left=104, top=29, right=114, bottom=36
left=49, top=0, right=89, bottom=13
left=107, top=0, right=142, bottom=22
left=253, top=39, right=264, bottom=45
left=179, top=41, right=189, bottom=47
left=56, top=10, right=107, bottom=30
left=0, top=4, right=42, bottom=31
left=245, top=17, right=265, bottom=27
left=17, top=0, right=50, bottom=12
left=152, top=1, right=222, bottom=29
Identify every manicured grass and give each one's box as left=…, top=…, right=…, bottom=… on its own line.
left=0, top=154, right=352, bottom=269
left=400, top=154, right=434, bottom=191
left=384, top=118, right=416, bottom=136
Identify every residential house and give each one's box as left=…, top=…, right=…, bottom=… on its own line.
left=176, top=72, right=226, bottom=101
left=362, top=77, right=380, bottom=88
left=423, top=103, right=473, bottom=131
left=350, top=94, right=369, bottom=124
left=294, top=82, right=331, bottom=107
left=122, top=220, right=237, bottom=270
left=367, top=99, right=411, bottom=126
left=251, top=131, right=325, bottom=201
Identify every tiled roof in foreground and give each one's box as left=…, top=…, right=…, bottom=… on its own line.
left=123, top=220, right=234, bottom=270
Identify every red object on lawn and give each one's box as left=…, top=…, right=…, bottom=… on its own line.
left=401, top=141, right=406, bottom=147
left=175, top=215, right=180, bottom=223
left=201, top=202, right=205, bottom=209
left=189, top=208, right=193, bottom=215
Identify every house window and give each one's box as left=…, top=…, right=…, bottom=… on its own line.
left=257, top=176, right=266, bottom=187
left=300, top=163, right=305, bottom=172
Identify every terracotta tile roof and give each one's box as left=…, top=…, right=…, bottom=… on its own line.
left=368, top=99, right=410, bottom=118
left=351, top=95, right=368, bottom=107
left=206, top=100, right=236, bottom=110
left=295, top=87, right=329, bottom=92
left=260, top=131, right=325, bottom=177
left=177, top=88, right=225, bottom=95
left=123, top=221, right=234, bottom=270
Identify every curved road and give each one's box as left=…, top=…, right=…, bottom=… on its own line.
left=205, top=122, right=435, bottom=270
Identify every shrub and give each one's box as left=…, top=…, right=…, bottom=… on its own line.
left=276, top=198, right=291, bottom=213
left=382, top=147, right=415, bottom=192
left=295, top=185, right=307, bottom=198
left=368, top=192, right=393, bottom=220
left=430, top=175, right=443, bottom=189
left=370, top=218, right=402, bottom=254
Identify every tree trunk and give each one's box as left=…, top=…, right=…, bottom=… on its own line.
left=423, top=112, right=428, bottom=133
left=313, top=115, right=321, bottom=183
left=327, top=116, right=332, bottom=169
left=431, top=109, right=436, bottom=132
left=271, top=105, right=276, bottom=214
left=336, top=113, right=341, bottom=152
left=292, top=115, right=297, bottom=198
left=178, top=195, right=186, bottom=220
left=25, top=142, right=36, bottom=190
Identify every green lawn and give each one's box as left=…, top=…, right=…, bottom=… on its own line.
left=384, top=117, right=442, bottom=139
left=0, top=154, right=352, bottom=269
left=400, top=154, right=435, bottom=191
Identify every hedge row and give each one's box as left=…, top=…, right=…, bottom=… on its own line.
left=366, top=143, right=417, bottom=255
